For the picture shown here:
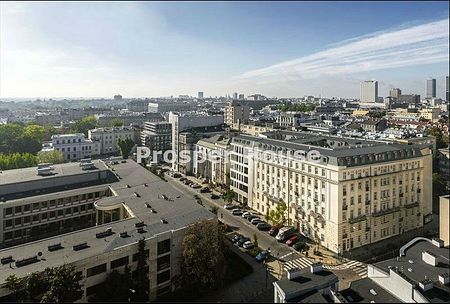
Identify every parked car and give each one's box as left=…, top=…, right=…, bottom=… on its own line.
left=183, top=179, right=192, bottom=185
left=243, top=241, right=254, bottom=249
left=211, top=194, right=220, bottom=199
left=246, top=214, right=258, bottom=221
left=173, top=173, right=181, bottom=178
left=241, top=211, right=252, bottom=218
left=232, top=234, right=244, bottom=244
left=200, top=187, right=210, bottom=193
left=269, top=225, right=283, bottom=236
left=232, top=209, right=243, bottom=216
left=179, top=177, right=187, bottom=182
left=292, top=241, right=308, bottom=252
left=255, top=250, right=270, bottom=262
left=224, top=204, right=235, bottom=209
left=193, top=194, right=199, bottom=199
left=190, top=183, right=201, bottom=188
left=237, top=237, right=251, bottom=247
left=256, top=222, right=271, bottom=231
left=286, top=235, right=300, bottom=246
left=251, top=218, right=262, bottom=225
left=276, top=226, right=296, bottom=242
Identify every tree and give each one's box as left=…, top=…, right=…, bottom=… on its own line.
left=5, top=265, right=82, bottom=303
left=24, top=125, right=46, bottom=142
left=37, top=150, right=65, bottom=164
left=426, top=126, right=448, bottom=149
left=132, top=238, right=149, bottom=302
left=181, top=219, right=226, bottom=291
left=118, top=138, right=135, bottom=159
left=110, top=118, right=124, bottom=127
left=267, top=200, right=287, bottom=226
left=89, top=267, right=133, bottom=302
left=0, top=153, right=38, bottom=170
left=0, top=124, right=42, bottom=154
left=224, top=188, right=234, bottom=204
left=70, top=115, right=97, bottom=135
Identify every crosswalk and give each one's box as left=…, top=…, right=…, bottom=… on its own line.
left=283, top=258, right=367, bottom=279
left=283, top=257, right=314, bottom=272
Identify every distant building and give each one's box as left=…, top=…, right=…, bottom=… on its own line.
left=127, top=99, right=149, bottom=112
left=198, top=92, right=204, bottom=99
left=48, top=133, right=98, bottom=161
left=113, top=94, right=123, bottom=102
left=426, top=78, right=436, bottom=98
left=389, top=88, right=402, bottom=99
left=446, top=76, right=449, bottom=101
left=238, top=94, right=245, bottom=100
left=232, top=92, right=238, bottom=100
left=147, top=102, right=193, bottom=113
left=360, top=80, right=378, bottom=103
left=224, top=100, right=250, bottom=126
left=398, top=94, right=420, bottom=105
left=419, top=107, right=441, bottom=122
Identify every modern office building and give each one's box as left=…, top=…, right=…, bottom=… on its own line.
left=0, top=159, right=213, bottom=301
left=360, top=81, right=378, bottom=103
left=426, top=78, right=437, bottom=98
left=88, top=126, right=136, bottom=156
left=224, top=100, right=250, bottom=126
left=389, top=88, right=402, bottom=99
left=198, top=92, right=204, bottom=99
left=229, top=131, right=433, bottom=253
left=140, top=121, right=173, bottom=163
left=168, top=112, right=224, bottom=173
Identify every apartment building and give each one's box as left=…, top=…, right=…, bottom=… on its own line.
left=230, top=131, right=433, bottom=253
left=224, top=100, right=250, bottom=126
left=140, top=121, right=172, bottom=163
left=194, top=135, right=232, bottom=187
left=48, top=133, right=98, bottom=161
left=88, top=126, right=136, bottom=156
left=0, top=159, right=213, bottom=301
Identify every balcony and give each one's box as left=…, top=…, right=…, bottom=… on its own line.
left=372, top=206, right=401, bottom=218
left=404, top=202, right=419, bottom=209
left=348, top=215, right=367, bottom=224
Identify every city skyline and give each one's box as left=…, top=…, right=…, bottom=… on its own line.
left=0, top=1, right=449, bottom=99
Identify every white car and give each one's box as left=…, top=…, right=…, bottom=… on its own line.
left=224, top=204, right=235, bottom=210
left=241, top=211, right=251, bottom=218
left=250, top=217, right=261, bottom=225
left=243, top=241, right=254, bottom=249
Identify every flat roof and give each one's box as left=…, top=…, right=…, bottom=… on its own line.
left=339, top=278, right=400, bottom=303
left=0, top=159, right=214, bottom=282
left=0, top=160, right=108, bottom=186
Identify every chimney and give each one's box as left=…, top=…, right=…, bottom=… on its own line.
left=438, top=273, right=449, bottom=285
left=419, top=279, right=433, bottom=292
left=310, top=262, right=323, bottom=274
left=422, top=251, right=437, bottom=266
left=287, top=267, right=302, bottom=280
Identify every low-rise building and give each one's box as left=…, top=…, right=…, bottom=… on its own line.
left=224, top=100, right=250, bottom=126
left=46, top=133, right=98, bottom=161
left=88, top=126, right=136, bottom=156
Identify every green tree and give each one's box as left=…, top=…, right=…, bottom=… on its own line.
left=71, top=115, right=97, bottom=135
left=0, top=124, right=41, bottom=154
left=426, top=127, right=448, bottom=149
left=132, top=238, right=149, bottom=302
left=89, top=267, right=133, bottom=302
left=5, top=265, right=82, bottom=303
left=110, top=118, right=124, bottom=127
left=0, top=153, right=38, bottom=170
left=181, top=219, right=226, bottom=291
left=267, top=200, right=288, bottom=226
left=37, top=150, right=65, bottom=164
left=118, top=138, right=135, bottom=159
left=224, top=188, right=234, bottom=204
left=24, top=125, right=46, bottom=142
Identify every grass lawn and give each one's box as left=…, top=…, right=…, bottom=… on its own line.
left=156, top=249, right=253, bottom=302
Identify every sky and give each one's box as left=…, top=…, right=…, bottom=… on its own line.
left=0, top=1, right=449, bottom=99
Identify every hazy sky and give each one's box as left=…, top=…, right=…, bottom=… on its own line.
left=1, top=1, right=449, bottom=99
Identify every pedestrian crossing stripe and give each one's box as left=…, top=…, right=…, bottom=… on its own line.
left=279, top=252, right=295, bottom=260
left=283, top=257, right=313, bottom=271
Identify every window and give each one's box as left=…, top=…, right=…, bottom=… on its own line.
left=87, top=263, right=107, bottom=277
left=157, top=239, right=171, bottom=255
left=33, top=203, right=40, bottom=211
left=23, top=205, right=31, bottom=212
left=132, top=249, right=149, bottom=262
left=86, top=282, right=105, bottom=297
left=5, top=219, right=13, bottom=228
left=111, top=256, right=129, bottom=269
left=14, top=218, right=21, bottom=226
left=5, top=207, right=12, bottom=216
left=157, top=254, right=171, bottom=271
left=157, top=270, right=171, bottom=285
left=15, top=206, right=22, bottom=214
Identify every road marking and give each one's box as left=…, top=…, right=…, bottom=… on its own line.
left=279, top=252, right=295, bottom=260
left=283, top=257, right=313, bottom=272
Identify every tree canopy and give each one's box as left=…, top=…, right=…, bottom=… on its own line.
left=426, top=126, right=449, bottom=149
left=37, top=150, right=65, bottom=164
left=266, top=200, right=288, bottom=226
left=0, top=153, right=38, bottom=170
left=277, top=103, right=316, bottom=112
left=70, top=115, right=97, bottom=135
left=118, top=138, right=135, bottom=159
left=0, top=123, right=42, bottom=154
left=89, top=267, right=133, bottom=302
left=110, top=118, right=124, bottom=127
left=181, top=219, right=226, bottom=291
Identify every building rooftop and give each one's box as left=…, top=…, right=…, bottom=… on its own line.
left=0, top=159, right=214, bottom=282
left=339, top=278, right=400, bottom=303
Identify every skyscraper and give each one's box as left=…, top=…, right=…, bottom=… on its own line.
left=233, top=92, right=238, bottom=100
left=426, top=78, right=436, bottom=98
left=198, top=91, right=204, bottom=99
left=389, top=88, right=402, bottom=99
left=360, top=80, right=378, bottom=103
left=446, top=76, right=449, bottom=101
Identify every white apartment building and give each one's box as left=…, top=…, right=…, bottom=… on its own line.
left=88, top=126, right=136, bottom=156
left=194, top=135, right=232, bottom=187
left=224, top=100, right=250, bottom=126
left=230, top=131, right=432, bottom=254
left=360, top=80, right=378, bottom=103
left=48, top=133, right=98, bottom=161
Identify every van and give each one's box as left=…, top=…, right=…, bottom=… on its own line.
left=275, top=226, right=296, bottom=242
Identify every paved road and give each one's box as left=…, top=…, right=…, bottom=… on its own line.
left=166, top=174, right=301, bottom=261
